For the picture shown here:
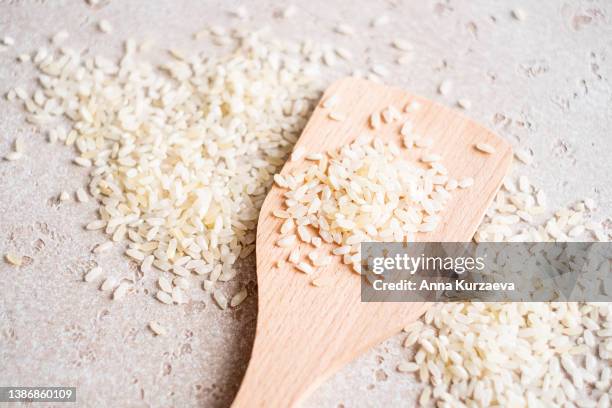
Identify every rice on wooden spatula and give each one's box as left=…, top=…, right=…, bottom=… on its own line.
left=232, top=77, right=513, bottom=407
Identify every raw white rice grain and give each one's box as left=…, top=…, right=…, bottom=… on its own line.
left=149, top=321, right=166, bottom=336
left=230, top=5, right=248, bottom=19
left=213, top=290, right=228, bottom=309
left=584, top=198, right=596, bottom=210
left=281, top=5, right=298, bottom=18
left=158, top=276, right=173, bottom=293
left=100, top=277, right=117, bottom=291
left=371, top=64, right=390, bottom=77
left=446, top=179, right=458, bottom=190
left=438, top=80, right=452, bottom=96
left=405, top=100, right=421, bottom=112
left=514, top=148, right=533, bottom=164
left=5, top=252, right=23, bottom=266
left=85, top=220, right=106, bottom=230
left=93, top=241, right=113, bottom=254
left=171, top=287, right=188, bottom=304
left=112, top=282, right=130, bottom=300
left=322, top=50, right=337, bottom=67
left=297, top=225, right=312, bottom=243
left=415, top=138, right=433, bottom=148
left=334, top=24, right=354, bottom=36
left=2, top=36, right=15, bottom=46
left=457, top=98, right=472, bottom=110
left=202, top=280, right=214, bottom=292
left=52, top=30, right=69, bottom=45
left=76, top=187, right=89, bottom=203
left=306, top=153, right=323, bottom=161
left=475, top=142, right=496, bottom=154
left=370, top=112, right=381, bottom=129
left=230, top=288, right=248, bottom=307
left=421, top=153, right=442, bottom=163
left=419, top=387, right=432, bottom=405
left=14, top=87, right=27, bottom=100
left=512, top=8, right=527, bottom=21
left=296, top=261, right=314, bottom=274
left=332, top=246, right=350, bottom=256
left=391, top=39, right=412, bottom=51
left=14, top=136, right=24, bottom=153
left=98, top=19, right=113, bottom=33
left=280, top=218, right=295, bottom=234
left=156, top=290, right=173, bottom=305
left=173, top=277, right=190, bottom=290
left=400, top=120, right=413, bottom=136
left=141, top=255, right=154, bottom=273
left=397, top=362, right=420, bottom=373
left=74, top=157, right=92, bottom=167
left=84, top=267, right=103, bottom=282
left=288, top=247, right=300, bottom=264
left=322, top=94, right=339, bottom=109
left=4, top=152, right=22, bottom=161
left=536, top=190, right=547, bottom=207
left=17, top=53, right=30, bottom=63
left=328, top=111, right=346, bottom=121
left=335, top=47, right=353, bottom=61
left=396, top=54, right=412, bottom=66
left=277, top=234, right=297, bottom=248
left=208, top=25, right=226, bottom=36
left=371, top=15, right=390, bottom=27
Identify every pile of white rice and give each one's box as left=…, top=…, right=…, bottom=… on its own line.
left=273, top=132, right=463, bottom=278
left=7, top=29, right=324, bottom=307
left=399, top=182, right=611, bottom=406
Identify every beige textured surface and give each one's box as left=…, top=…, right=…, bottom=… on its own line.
left=0, top=1, right=610, bottom=407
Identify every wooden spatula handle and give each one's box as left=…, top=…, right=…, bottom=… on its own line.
left=232, top=331, right=319, bottom=407
left=232, top=281, right=353, bottom=407
left=231, top=263, right=430, bottom=407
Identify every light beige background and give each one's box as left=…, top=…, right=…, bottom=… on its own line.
left=0, top=0, right=610, bottom=407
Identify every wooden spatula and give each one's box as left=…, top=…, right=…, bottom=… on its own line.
left=232, top=77, right=512, bottom=407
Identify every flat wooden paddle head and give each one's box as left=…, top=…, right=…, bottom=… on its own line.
left=232, top=77, right=512, bottom=407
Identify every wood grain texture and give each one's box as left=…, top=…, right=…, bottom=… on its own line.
left=232, top=77, right=513, bottom=407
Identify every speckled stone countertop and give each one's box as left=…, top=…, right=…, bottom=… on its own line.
left=0, top=1, right=610, bottom=407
